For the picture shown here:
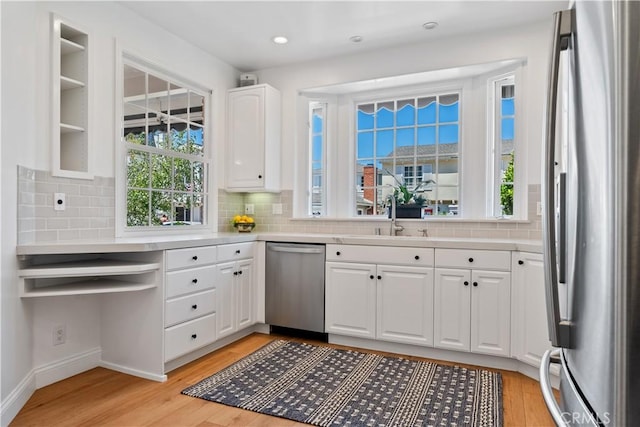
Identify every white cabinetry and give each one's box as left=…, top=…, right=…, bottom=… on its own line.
left=325, top=245, right=434, bottom=346
left=51, top=14, right=91, bottom=179
left=434, top=249, right=511, bottom=356
left=164, top=246, right=217, bottom=362
left=512, top=251, right=552, bottom=368
left=226, top=84, right=281, bottom=192
left=216, top=242, right=256, bottom=339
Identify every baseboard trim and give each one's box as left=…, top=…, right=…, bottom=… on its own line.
left=34, top=347, right=102, bottom=389
left=1, top=370, right=36, bottom=427
left=100, top=361, right=167, bottom=383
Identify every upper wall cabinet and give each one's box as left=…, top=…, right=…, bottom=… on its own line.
left=51, top=15, right=92, bottom=179
left=226, top=84, right=281, bottom=192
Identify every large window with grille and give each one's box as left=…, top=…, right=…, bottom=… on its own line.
left=122, top=60, right=209, bottom=229
left=355, top=93, right=460, bottom=216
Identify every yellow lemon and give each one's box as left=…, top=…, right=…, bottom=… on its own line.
left=241, top=215, right=249, bottom=222
left=233, top=215, right=242, bottom=222
left=246, top=217, right=254, bottom=223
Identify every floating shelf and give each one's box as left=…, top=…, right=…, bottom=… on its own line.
left=19, top=259, right=160, bottom=298
left=60, top=75, right=85, bottom=91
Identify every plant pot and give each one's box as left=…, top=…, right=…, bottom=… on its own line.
left=389, top=204, right=423, bottom=219
left=235, top=223, right=255, bottom=232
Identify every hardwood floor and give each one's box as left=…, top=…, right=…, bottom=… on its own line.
left=11, top=333, right=556, bottom=426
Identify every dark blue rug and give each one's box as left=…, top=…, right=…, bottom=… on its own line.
left=182, top=340, right=502, bottom=426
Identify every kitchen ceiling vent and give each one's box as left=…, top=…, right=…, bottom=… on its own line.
left=239, top=73, right=258, bottom=87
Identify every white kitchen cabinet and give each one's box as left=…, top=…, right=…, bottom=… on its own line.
left=434, top=249, right=511, bottom=357
left=226, top=84, right=281, bottom=192
left=512, top=251, right=552, bottom=368
left=216, top=243, right=256, bottom=339
left=164, top=246, right=218, bottom=362
left=51, top=14, right=92, bottom=179
left=325, top=245, right=434, bottom=346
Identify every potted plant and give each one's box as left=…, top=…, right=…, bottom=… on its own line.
left=386, top=173, right=435, bottom=219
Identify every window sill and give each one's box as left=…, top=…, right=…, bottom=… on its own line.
left=290, top=216, right=533, bottom=224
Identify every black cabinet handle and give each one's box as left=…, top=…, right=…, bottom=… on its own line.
left=377, top=275, right=382, bottom=280
left=414, top=255, right=420, bottom=260
left=473, top=282, right=478, bottom=287
left=464, top=281, right=469, bottom=286
left=336, top=251, right=341, bottom=256
left=191, top=304, right=198, bottom=310
left=518, top=260, right=524, bottom=265
left=192, top=255, right=198, bottom=261
left=235, top=249, right=241, bottom=254
left=233, top=271, right=238, bottom=276
left=468, top=257, right=474, bottom=263
left=369, top=275, right=375, bottom=279
left=191, top=334, right=197, bottom=339
left=192, top=278, right=198, bottom=284
left=238, top=270, right=243, bottom=275
left=258, top=174, right=263, bottom=179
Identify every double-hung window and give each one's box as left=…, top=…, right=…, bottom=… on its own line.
left=490, top=76, right=515, bottom=217
left=309, top=102, right=327, bottom=216
left=355, top=93, right=460, bottom=216
left=121, top=59, right=210, bottom=230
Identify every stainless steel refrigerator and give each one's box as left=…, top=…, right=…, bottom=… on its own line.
left=540, top=1, right=640, bottom=426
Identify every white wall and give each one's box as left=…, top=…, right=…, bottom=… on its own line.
left=0, top=1, right=238, bottom=420
left=255, top=20, right=552, bottom=191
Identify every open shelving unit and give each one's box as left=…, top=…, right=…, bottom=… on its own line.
left=18, top=258, right=160, bottom=298
left=51, top=14, right=92, bottom=179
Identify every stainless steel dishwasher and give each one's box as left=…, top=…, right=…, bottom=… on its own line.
left=265, top=242, right=325, bottom=333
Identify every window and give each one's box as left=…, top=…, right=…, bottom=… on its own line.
left=309, top=102, right=326, bottom=216
left=491, top=77, right=515, bottom=217
left=355, top=93, right=460, bottom=216
left=121, top=61, right=209, bottom=229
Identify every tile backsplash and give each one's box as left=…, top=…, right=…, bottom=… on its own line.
left=17, top=166, right=115, bottom=244
left=218, top=185, right=542, bottom=240
left=17, top=165, right=540, bottom=244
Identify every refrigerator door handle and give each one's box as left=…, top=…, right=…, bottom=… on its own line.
left=543, top=9, right=573, bottom=348
left=540, top=349, right=567, bottom=426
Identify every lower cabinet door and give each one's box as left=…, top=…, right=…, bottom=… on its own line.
left=216, top=262, right=236, bottom=339
left=434, top=268, right=471, bottom=351
left=236, top=259, right=254, bottom=330
left=164, top=313, right=216, bottom=362
left=325, top=262, right=376, bottom=338
left=470, top=270, right=511, bottom=357
left=377, top=265, right=434, bottom=346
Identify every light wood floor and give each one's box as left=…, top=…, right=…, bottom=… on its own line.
left=11, top=333, right=556, bottom=426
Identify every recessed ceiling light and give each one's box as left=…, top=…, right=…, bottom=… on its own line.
left=349, top=35, right=363, bottom=43
left=272, top=36, right=288, bottom=44
left=423, top=21, right=438, bottom=30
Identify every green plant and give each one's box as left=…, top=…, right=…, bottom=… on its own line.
left=500, top=154, right=514, bottom=215
left=385, top=169, right=435, bottom=206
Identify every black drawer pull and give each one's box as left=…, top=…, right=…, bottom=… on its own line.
left=233, top=271, right=238, bottom=276
left=238, top=270, right=243, bottom=275
left=192, top=255, right=198, bottom=261
left=518, top=260, right=524, bottom=265
left=191, top=304, right=198, bottom=310
left=192, top=278, right=198, bottom=284
left=336, top=251, right=341, bottom=256
left=369, top=275, right=375, bottom=279
left=473, top=282, right=478, bottom=287
left=191, top=334, right=197, bottom=339
left=377, top=275, right=382, bottom=280
left=235, top=249, right=241, bottom=254
left=414, top=255, right=420, bottom=260
left=468, top=257, right=474, bottom=263
left=258, top=174, right=263, bottom=179
left=464, top=281, right=469, bottom=286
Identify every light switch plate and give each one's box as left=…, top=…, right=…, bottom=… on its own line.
left=244, top=204, right=254, bottom=214
left=54, top=193, right=66, bottom=211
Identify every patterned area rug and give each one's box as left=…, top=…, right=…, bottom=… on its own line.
left=182, top=340, right=503, bottom=426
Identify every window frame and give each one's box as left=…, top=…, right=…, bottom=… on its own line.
left=308, top=101, right=327, bottom=216
left=115, top=50, right=214, bottom=237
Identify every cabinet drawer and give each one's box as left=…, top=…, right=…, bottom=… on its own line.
left=164, top=313, right=216, bottom=362
left=166, top=246, right=217, bottom=271
left=435, top=249, right=511, bottom=271
left=166, top=265, right=216, bottom=299
left=217, top=242, right=255, bottom=263
left=326, top=244, right=433, bottom=266
left=165, top=289, right=216, bottom=327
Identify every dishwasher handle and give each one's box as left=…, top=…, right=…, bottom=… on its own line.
left=268, top=245, right=324, bottom=254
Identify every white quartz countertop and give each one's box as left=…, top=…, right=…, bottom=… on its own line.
left=16, top=232, right=542, bottom=255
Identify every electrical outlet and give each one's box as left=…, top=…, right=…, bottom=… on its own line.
left=53, top=324, right=66, bottom=346
left=272, top=203, right=283, bottom=215
left=244, top=204, right=254, bottom=215
left=54, top=193, right=66, bottom=211
left=537, top=202, right=543, bottom=216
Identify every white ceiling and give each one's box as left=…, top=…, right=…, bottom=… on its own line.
left=119, top=1, right=568, bottom=72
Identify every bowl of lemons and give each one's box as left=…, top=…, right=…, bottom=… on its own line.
left=232, top=215, right=256, bottom=232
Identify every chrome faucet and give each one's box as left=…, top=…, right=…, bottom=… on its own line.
left=390, top=196, right=404, bottom=236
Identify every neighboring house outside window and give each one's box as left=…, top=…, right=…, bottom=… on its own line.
left=121, top=59, right=210, bottom=230
left=355, top=93, right=460, bottom=216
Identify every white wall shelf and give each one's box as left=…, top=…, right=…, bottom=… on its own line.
left=60, top=76, right=85, bottom=91
left=60, top=38, right=84, bottom=55
left=20, top=280, right=157, bottom=298
left=60, top=123, right=85, bottom=133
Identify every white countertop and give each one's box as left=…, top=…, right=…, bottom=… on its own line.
left=17, top=232, right=542, bottom=255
